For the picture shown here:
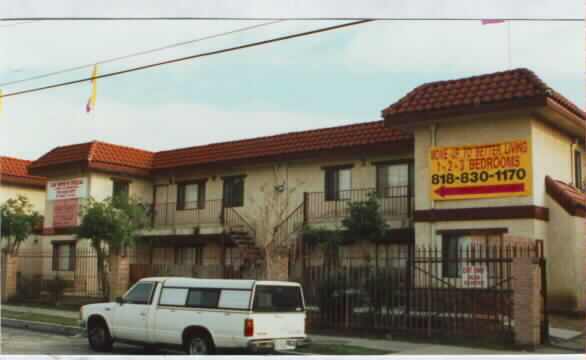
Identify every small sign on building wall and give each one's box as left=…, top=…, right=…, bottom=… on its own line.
left=53, top=199, right=80, bottom=228
left=48, top=178, right=88, bottom=201
left=462, top=265, right=488, bottom=288
left=429, top=139, right=532, bottom=200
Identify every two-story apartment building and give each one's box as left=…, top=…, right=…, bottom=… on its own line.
left=21, top=68, right=586, bottom=311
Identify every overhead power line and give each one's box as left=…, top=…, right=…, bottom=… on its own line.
left=0, top=21, right=36, bottom=28
left=1, top=19, right=374, bottom=99
left=0, top=20, right=286, bottom=88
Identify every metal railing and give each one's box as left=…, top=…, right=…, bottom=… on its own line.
left=271, top=203, right=304, bottom=249
left=152, top=199, right=223, bottom=227
left=306, top=186, right=413, bottom=222
left=223, top=207, right=256, bottom=238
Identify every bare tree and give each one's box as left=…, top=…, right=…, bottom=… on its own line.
left=246, top=163, right=305, bottom=280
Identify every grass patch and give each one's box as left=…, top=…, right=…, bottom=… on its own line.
left=1, top=310, right=78, bottom=327
left=5, top=302, right=82, bottom=312
left=296, top=343, right=391, bottom=355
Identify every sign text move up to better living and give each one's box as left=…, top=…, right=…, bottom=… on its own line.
left=429, top=139, right=532, bottom=200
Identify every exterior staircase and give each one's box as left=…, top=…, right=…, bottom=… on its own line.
left=226, top=225, right=264, bottom=268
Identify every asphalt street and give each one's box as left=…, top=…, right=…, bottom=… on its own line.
left=0, top=326, right=255, bottom=355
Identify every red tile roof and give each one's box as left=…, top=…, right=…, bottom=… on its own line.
left=545, top=176, right=585, bottom=217
left=383, top=68, right=585, bottom=123
left=153, top=121, right=412, bottom=170
left=29, top=141, right=154, bottom=176
left=0, top=156, right=47, bottom=188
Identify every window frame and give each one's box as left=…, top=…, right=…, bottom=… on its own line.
left=51, top=241, right=76, bottom=272
left=222, top=175, right=245, bottom=208
left=176, top=180, right=207, bottom=211
left=575, top=150, right=584, bottom=191
left=112, top=180, right=130, bottom=199
left=174, top=246, right=203, bottom=265
left=439, top=228, right=507, bottom=280
left=125, top=281, right=156, bottom=305
left=323, top=164, right=354, bottom=201
left=375, top=160, right=414, bottom=200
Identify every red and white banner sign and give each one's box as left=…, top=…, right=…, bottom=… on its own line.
left=462, top=265, right=488, bottom=288
left=48, top=178, right=88, bottom=200
left=53, top=199, right=80, bottom=228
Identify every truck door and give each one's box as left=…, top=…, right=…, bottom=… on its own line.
left=111, top=281, right=157, bottom=342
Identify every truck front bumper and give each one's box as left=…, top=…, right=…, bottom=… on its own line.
left=247, top=337, right=311, bottom=353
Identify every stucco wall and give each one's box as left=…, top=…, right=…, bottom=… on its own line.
left=0, top=184, right=45, bottom=212
left=531, top=119, right=575, bottom=206
left=89, top=172, right=153, bottom=203
left=154, top=150, right=413, bottom=245
left=546, top=195, right=585, bottom=311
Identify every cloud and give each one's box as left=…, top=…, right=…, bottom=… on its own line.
left=0, top=93, right=357, bottom=160
left=335, top=21, right=583, bottom=75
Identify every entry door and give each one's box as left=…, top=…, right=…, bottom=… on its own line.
left=112, top=282, right=156, bottom=342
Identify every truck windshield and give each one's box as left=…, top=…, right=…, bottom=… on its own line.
left=252, top=285, right=304, bottom=313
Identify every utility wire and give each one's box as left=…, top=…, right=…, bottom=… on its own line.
left=0, top=21, right=36, bottom=28
left=0, top=20, right=285, bottom=88
left=1, top=19, right=374, bottom=99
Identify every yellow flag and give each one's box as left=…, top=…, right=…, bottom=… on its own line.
left=86, top=65, right=98, bottom=113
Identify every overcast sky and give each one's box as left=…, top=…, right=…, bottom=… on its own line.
left=0, top=1, right=583, bottom=160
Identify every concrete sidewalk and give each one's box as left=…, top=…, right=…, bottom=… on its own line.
left=1, top=304, right=582, bottom=355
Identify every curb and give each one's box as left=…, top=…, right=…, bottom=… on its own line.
left=1, top=318, right=83, bottom=337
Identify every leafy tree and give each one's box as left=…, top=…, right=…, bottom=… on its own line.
left=301, top=225, right=344, bottom=268
left=74, top=194, right=147, bottom=299
left=341, top=192, right=390, bottom=243
left=0, top=195, right=42, bottom=254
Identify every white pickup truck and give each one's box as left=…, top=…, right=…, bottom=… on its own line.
left=80, top=277, right=309, bottom=354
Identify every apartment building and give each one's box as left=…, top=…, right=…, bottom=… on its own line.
left=15, top=68, right=586, bottom=311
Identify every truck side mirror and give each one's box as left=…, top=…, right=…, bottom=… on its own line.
left=115, top=296, right=126, bottom=305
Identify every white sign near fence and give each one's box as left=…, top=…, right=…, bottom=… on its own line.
left=462, top=264, right=488, bottom=288
left=47, top=178, right=88, bottom=200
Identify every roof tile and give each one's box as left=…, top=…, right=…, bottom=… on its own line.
left=0, top=156, right=47, bottom=187
left=383, top=68, right=585, bottom=121
left=153, top=121, right=412, bottom=170
left=545, top=176, right=586, bottom=217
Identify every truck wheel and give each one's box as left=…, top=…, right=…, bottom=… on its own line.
left=185, top=333, right=213, bottom=355
left=88, top=320, right=113, bottom=352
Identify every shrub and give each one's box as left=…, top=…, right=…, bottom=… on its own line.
left=46, top=275, right=68, bottom=305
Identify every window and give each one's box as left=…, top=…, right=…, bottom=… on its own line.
left=125, top=282, right=155, bottom=305
left=160, top=288, right=188, bottom=306
left=223, top=176, right=245, bottom=208
left=252, top=285, right=304, bottom=313
left=52, top=242, right=75, bottom=271
left=186, top=288, right=220, bottom=308
left=177, top=182, right=206, bottom=210
left=324, top=167, right=352, bottom=201
left=113, top=180, right=129, bottom=199
left=175, top=247, right=203, bottom=265
left=218, top=290, right=251, bottom=309
left=376, top=162, right=413, bottom=198
left=442, top=235, right=471, bottom=278
left=575, top=150, right=584, bottom=191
